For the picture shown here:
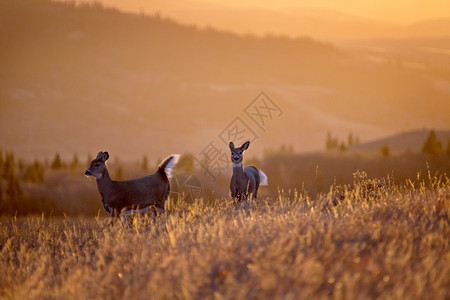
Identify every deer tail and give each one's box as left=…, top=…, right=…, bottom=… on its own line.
left=258, top=169, right=268, bottom=186
left=157, top=154, right=180, bottom=179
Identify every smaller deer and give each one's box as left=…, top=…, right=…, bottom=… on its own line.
left=229, top=141, right=268, bottom=209
left=85, top=151, right=179, bottom=220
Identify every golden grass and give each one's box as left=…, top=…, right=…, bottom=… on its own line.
left=0, top=177, right=449, bottom=299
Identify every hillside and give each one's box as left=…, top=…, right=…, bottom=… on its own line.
left=1, top=0, right=450, bottom=160
left=349, top=129, right=450, bottom=153
left=92, top=0, right=450, bottom=39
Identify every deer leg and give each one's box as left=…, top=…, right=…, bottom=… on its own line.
left=242, top=194, right=247, bottom=209
left=105, top=209, right=117, bottom=227
left=248, top=179, right=257, bottom=209
left=232, top=189, right=240, bottom=210
left=121, top=215, right=126, bottom=224
left=151, top=206, right=157, bottom=222
left=254, top=183, right=259, bottom=199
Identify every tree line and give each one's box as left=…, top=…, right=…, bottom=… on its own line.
left=326, top=130, right=450, bottom=157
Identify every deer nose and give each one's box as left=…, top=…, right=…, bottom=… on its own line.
left=85, top=170, right=91, bottom=176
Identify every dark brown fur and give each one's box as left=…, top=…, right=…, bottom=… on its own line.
left=85, top=151, right=178, bottom=217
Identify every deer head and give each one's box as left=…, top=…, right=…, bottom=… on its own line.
left=85, top=151, right=109, bottom=179
left=229, top=141, right=250, bottom=165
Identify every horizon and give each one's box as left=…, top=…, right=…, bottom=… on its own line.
left=1, top=0, right=450, bottom=161
left=52, top=0, right=450, bottom=40
left=63, top=0, right=450, bottom=32
left=78, top=0, right=450, bottom=24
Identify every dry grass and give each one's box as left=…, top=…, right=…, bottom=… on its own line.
left=0, top=176, right=449, bottom=299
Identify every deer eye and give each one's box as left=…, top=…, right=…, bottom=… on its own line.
left=94, top=163, right=100, bottom=167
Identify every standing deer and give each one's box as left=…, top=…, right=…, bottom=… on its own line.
left=85, top=151, right=179, bottom=220
left=229, top=141, right=268, bottom=209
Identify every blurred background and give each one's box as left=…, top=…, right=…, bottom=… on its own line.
left=0, top=0, right=449, bottom=215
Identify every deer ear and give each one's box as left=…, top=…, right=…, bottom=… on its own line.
left=96, top=152, right=104, bottom=160
left=229, top=142, right=235, bottom=150
left=101, top=152, right=109, bottom=162
left=241, top=141, right=250, bottom=151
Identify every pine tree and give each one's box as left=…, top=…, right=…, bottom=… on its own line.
left=114, top=166, right=125, bottom=181
left=422, top=130, right=443, bottom=156
left=24, top=160, right=45, bottom=183
left=446, top=138, right=450, bottom=157
left=326, top=132, right=339, bottom=151
left=70, top=154, right=79, bottom=170
left=177, top=153, right=195, bottom=172
left=6, top=166, right=23, bottom=201
left=348, top=132, right=354, bottom=147
left=380, top=145, right=390, bottom=157
left=2, top=152, right=15, bottom=179
left=51, top=153, right=64, bottom=169
left=0, top=180, right=3, bottom=207
left=142, top=155, right=149, bottom=170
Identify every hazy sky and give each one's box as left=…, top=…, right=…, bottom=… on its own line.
left=95, top=0, right=450, bottom=24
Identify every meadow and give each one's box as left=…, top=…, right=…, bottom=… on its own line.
left=0, top=164, right=449, bottom=299
left=1, top=1, right=449, bottom=298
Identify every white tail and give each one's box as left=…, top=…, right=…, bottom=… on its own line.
left=159, top=154, right=180, bottom=179
left=258, top=170, right=268, bottom=186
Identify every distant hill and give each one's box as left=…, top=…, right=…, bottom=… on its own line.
left=115, top=1, right=450, bottom=39
left=349, top=129, right=450, bottom=153
left=154, top=6, right=394, bottom=39
left=400, top=18, right=450, bottom=38
left=0, top=0, right=450, bottom=160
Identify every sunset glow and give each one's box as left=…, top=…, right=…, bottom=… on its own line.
left=71, top=0, right=450, bottom=39
left=1, top=1, right=449, bottom=298
left=98, top=0, right=450, bottom=24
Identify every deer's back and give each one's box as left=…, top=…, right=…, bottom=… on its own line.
left=108, top=172, right=169, bottom=210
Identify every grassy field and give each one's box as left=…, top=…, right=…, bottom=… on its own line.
left=1, top=173, right=448, bottom=299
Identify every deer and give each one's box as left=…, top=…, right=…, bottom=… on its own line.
left=229, top=141, right=268, bottom=209
left=85, top=151, right=179, bottom=221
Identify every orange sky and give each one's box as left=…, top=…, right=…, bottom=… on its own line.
left=95, top=0, right=450, bottom=24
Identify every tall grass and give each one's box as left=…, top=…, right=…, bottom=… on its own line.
left=1, top=175, right=448, bottom=299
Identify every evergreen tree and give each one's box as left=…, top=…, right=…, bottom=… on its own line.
left=51, top=153, right=64, bottom=169
left=114, top=166, right=125, bottom=181
left=24, top=160, right=45, bottom=183
left=142, top=155, right=149, bottom=170
left=6, top=166, right=23, bottom=201
left=348, top=132, right=354, bottom=147
left=446, top=138, right=450, bottom=157
left=326, top=132, right=339, bottom=151
left=0, top=180, right=3, bottom=207
left=2, top=152, right=15, bottom=179
left=70, top=154, right=79, bottom=170
left=177, top=153, right=195, bottom=172
left=422, top=130, right=443, bottom=156
left=380, top=145, right=390, bottom=157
